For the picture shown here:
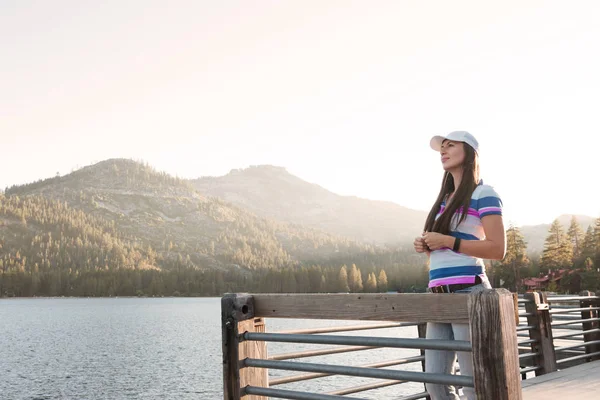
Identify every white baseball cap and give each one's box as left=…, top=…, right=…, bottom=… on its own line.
left=430, top=131, right=479, bottom=153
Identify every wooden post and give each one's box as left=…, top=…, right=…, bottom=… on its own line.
left=469, top=288, right=522, bottom=399
left=222, top=294, right=268, bottom=400
left=579, top=291, right=600, bottom=362
left=524, top=291, right=557, bottom=375
left=512, top=293, right=520, bottom=326
left=239, top=317, right=268, bottom=399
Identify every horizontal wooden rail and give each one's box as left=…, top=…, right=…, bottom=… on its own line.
left=252, top=293, right=470, bottom=323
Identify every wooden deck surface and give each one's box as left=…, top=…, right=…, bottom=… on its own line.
left=522, top=360, right=600, bottom=399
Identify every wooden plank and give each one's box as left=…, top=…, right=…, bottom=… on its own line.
left=253, top=293, right=469, bottom=323
left=524, top=291, right=557, bottom=375
left=522, top=359, right=600, bottom=399
left=469, top=288, right=522, bottom=400
left=222, top=294, right=255, bottom=400
left=239, top=318, right=268, bottom=400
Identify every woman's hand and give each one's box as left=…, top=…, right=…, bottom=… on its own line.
left=413, top=233, right=430, bottom=255
left=422, top=232, right=454, bottom=251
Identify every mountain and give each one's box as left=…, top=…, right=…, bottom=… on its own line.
left=3, top=158, right=596, bottom=297
left=3, top=159, right=395, bottom=272
left=520, top=215, right=596, bottom=255
left=189, top=165, right=427, bottom=244
left=5, top=160, right=593, bottom=267
left=1, top=159, right=430, bottom=296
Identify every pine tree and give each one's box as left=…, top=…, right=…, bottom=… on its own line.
left=377, top=270, right=388, bottom=292
left=566, top=216, right=584, bottom=266
left=582, top=226, right=596, bottom=267
left=338, top=265, right=350, bottom=292
left=365, top=273, right=378, bottom=293
left=349, top=264, right=363, bottom=292
left=540, top=219, right=573, bottom=271
left=501, top=224, right=529, bottom=292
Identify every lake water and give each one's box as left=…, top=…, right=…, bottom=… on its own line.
left=1, top=298, right=428, bottom=399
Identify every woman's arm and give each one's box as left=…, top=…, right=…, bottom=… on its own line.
left=422, top=215, right=506, bottom=260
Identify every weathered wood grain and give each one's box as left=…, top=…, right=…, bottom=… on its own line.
left=222, top=294, right=255, bottom=400
left=524, top=291, right=557, bottom=375
left=469, top=288, right=522, bottom=399
left=239, top=318, right=268, bottom=400
left=253, top=293, right=470, bottom=323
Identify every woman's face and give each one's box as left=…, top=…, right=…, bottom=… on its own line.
left=440, top=140, right=465, bottom=171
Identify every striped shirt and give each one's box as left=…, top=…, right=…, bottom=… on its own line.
left=428, top=180, right=503, bottom=288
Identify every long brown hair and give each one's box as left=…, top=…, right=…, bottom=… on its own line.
left=424, top=143, right=480, bottom=235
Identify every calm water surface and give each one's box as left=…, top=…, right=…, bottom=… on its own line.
left=1, top=298, right=426, bottom=399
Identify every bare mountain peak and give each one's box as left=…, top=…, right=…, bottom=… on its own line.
left=231, top=164, right=289, bottom=174
left=193, top=164, right=326, bottom=195
left=225, top=165, right=300, bottom=183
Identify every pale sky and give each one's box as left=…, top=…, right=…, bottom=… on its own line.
left=2, top=1, right=599, bottom=227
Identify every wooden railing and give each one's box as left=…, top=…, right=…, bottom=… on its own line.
left=516, top=290, right=600, bottom=377
left=222, top=288, right=521, bottom=399
left=222, top=289, right=600, bottom=399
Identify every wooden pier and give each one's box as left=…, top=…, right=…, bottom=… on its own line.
left=221, top=289, right=600, bottom=399
left=522, top=359, right=600, bottom=399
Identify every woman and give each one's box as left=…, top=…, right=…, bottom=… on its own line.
left=413, top=130, right=506, bottom=400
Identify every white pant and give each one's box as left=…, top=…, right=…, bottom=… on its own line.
left=424, top=283, right=490, bottom=400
